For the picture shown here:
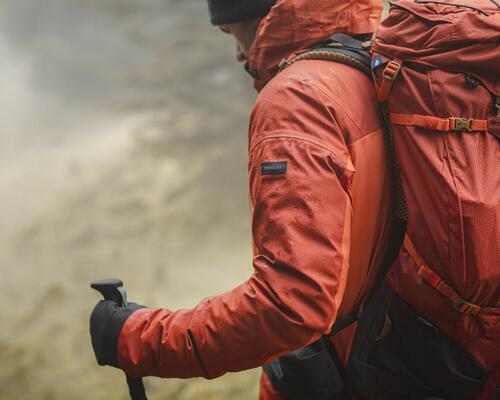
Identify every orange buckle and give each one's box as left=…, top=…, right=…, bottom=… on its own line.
left=453, top=298, right=481, bottom=316
left=451, top=118, right=473, bottom=132
left=382, top=60, right=402, bottom=81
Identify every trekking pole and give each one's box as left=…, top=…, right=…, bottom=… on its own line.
left=91, top=279, right=148, bottom=400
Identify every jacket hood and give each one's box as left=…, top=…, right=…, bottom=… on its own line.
left=247, top=0, right=383, bottom=91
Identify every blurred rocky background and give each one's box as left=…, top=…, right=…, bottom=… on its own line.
left=0, top=1, right=258, bottom=399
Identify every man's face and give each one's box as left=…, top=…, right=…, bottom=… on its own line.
left=218, top=19, right=261, bottom=64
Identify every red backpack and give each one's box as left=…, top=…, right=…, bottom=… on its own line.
left=357, top=0, right=499, bottom=398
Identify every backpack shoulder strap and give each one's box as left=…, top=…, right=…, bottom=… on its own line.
left=282, top=34, right=409, bottom=333
left=279, top=33, right=372, bottom=76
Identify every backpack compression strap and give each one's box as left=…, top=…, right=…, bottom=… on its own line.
left=404, top=235, right=482, bottom=316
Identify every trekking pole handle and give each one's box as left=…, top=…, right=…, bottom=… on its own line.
left=91, top=279, right=148, bottom=400
left=91, top=279, right=128, bottom=305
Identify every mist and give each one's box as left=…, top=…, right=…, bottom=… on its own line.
left=0, top=1, right=258, bottom=398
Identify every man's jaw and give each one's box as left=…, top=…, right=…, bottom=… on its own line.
left=236, top=43, right=247, bottom=63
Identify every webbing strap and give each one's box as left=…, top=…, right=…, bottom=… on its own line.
left=404, top=235, right=481, bottom=316
left=391, top=113, right=488, bottom=132
left=377, top=59, right=402, bottom=102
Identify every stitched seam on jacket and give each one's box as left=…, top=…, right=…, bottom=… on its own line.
left=287, top=66, right=370, bottom=139
left=249, top=134, right=347, bottom=167
left=346, top=127, right=385, bottom=149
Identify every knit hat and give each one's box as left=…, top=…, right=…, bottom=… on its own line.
left=207, top=0, right=277, bottom=25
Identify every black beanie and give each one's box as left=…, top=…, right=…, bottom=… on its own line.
left=207, top=0, right=277, bottom=25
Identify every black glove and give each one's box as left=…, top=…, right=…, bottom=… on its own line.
left=90, top=300, right=145, bottom=368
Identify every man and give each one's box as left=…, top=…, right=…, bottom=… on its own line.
left=90, top=0, right=392, bottom=398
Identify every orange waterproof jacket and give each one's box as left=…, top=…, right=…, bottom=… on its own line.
left=117, top=0, right=391, bottom=380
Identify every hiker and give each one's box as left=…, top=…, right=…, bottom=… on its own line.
left=90, top=0, right=395, bottom=398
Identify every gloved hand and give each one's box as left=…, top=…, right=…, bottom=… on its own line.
left=90, top=300, right=145, bottom=368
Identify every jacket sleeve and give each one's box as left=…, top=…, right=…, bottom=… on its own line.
left=116, top=83, right=354, bottom=380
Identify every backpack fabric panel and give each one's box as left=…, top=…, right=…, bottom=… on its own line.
left=371, top=0, right=500, bottom=374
